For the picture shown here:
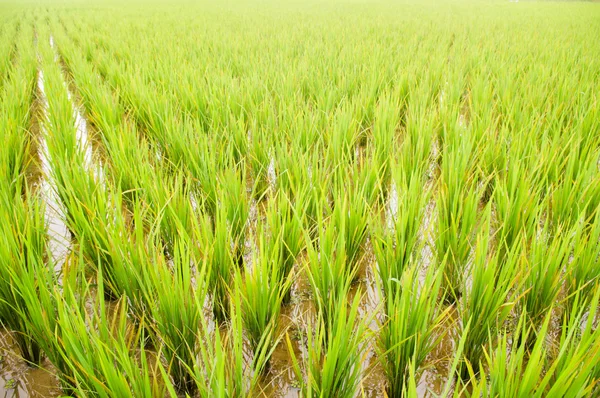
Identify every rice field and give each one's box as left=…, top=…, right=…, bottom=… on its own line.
left=1, top=0, right=600, bottom=396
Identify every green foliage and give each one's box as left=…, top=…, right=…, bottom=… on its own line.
left=0, top=2, right=599, bottom=396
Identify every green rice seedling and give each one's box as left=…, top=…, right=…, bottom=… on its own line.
left=567, top=208, right=600, bottom=305
left=352, top=152, right=386, bottom=206
left=402, top=360, right=421, bottom=398
left=494, top=156, right=541, bottom=258
left=288, top=111, right=321, bottom=157
left=331, top=189, right=369, bottom=274
left=373, top=166, right=430, bottom=302
left=140, top=235, right=208, bottom=393
left=550, top=287, right=600, bottom=392
left=190, top=297, right=236, bottom=397
left=287, top=292, right=372, bottom=398
left=186, top=137, right=219, bottom=217
left=57, top=179, right=119, bottom=298
left=104, top=201, right=200, bottom=365
left=102, top=122, right=155, bottom=206
left=294, top=154, right=331, bottom=233
left=0, top=24, right=16, bottom=85
left=583, top=290, right=600, bottom=393
left=462, top=310, right=551, bottom=397
left=275, top=140, right=314, bottom=202
left=466, top=288, right=600, bottom=396
left=325, top=103, right=360, bottom=167
left=118, top=79, right=183, bottom=162
left=236, top=233, right=292, bottom=372
left=437, top=136, right=481, bottom=302
left=249, top=129, right=272, bottom=201
left=280, top=138, right=326, bottom=203
left=400, top=101, right=435, bottom=179
left=0, top=48, right=36, bottom=195
left=371, top=95, right=400, bottom=194
left=156, top=117, right=194, bottom=175
left=209, top=206, right=236, bottom=324
left=328, top=159, right=354, bottom=205
left=266, top=191, right=305, bottom=302
left=48, top=151, right=100, bottom=234
left=305, top=212, right=355, bottom=332
left=440, top=319, right=471, bottom=398
left=548, top=137, right=600, bottom=230
left=522, top=220, right=570, bottom=329
left=233, top=279, right=275, bottom=393
left=52, top=171, right=147, bottom=307
left=0, top=189, right=45, bottom=364
left=53, top=270, right=172, bottom=397
left=190, top=278, right=271, bottom=397
left=188, top=314, right=227, bottom=397
left=148, top=171, right=197, bottom=255
left=220, top=166, right=249, bottom=266
left=100, top=196, right=159, bottom=308
left=470, top=78, right=504, bottom=201
left=12, top=246, right=79, bottom=393
left=1, top=43, right=37, bottom=190
left=236, top=250, right=281, bottom=354
left=459, top=209, right=523, bottom=378
left=272, top=143, right=292, bottom=200
left=377, top=265, right=450, bottom=397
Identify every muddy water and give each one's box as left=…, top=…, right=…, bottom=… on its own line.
left=0, top=331, right=60, bottom=398
left=36, top=68, right=71, bottom=272
left=355, top=257, right=386, bottom=398
left=257, top=299, right=308, bottom=397
left=417, top=305, right=460, bottom=397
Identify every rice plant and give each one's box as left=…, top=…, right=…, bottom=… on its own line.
left=250, top=130, right=272, bottom=200
left=265, top=191, right=305, bottom=302
left=0, top=188, right=45, bottom=364
left=305, top=212, right=355, bottom=333
left=522, top=219, right=570, bottom=329
left=459, top=209, right=523, bottom=377
left=140, top=235, right=207, bottom=393
left=494, top=156, right=540, bottom=257
left=287, top=292, right=372, bottom=398
left=237, top=233, right=292, bottom=368
left=55, top=271, right=172, bottom=397
left=436, top=134, right=481, bottom=302
left=220, top=166, right=249, bottom=267
left=373, top=165, right=430, bottom=301
left=567, top=208, right=600, bottom=305
left=377, top=265, right=450, bottom=397
left=209, top=205, right=237, bottom=324
left=461, top=310, right=551, bottom=397
left=331, top=189, right=369, bottom=275
left=463, top=289, right=600, bottom=396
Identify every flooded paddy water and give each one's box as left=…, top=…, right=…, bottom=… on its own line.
left=0, top=330, right=60, bottom=398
